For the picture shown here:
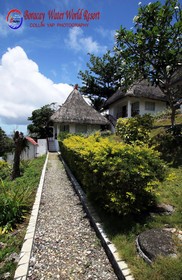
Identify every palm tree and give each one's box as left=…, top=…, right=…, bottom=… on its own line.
left=11, top=131, right=27, bottom=180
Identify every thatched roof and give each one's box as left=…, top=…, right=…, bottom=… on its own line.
left=104, top=80, right=167, bottom=108
left=50, top=87, right=108, bottom=125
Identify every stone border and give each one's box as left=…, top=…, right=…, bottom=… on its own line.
left=59, top=153, right=135, bottom=280
left=14, top=153, right=49, bottom=280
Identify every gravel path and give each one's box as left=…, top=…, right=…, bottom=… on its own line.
left=28, top=153, right=118, bottom=280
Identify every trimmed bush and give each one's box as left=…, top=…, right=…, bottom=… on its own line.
left=60, top=133, right=166, bottom=215
left=116, top=114, right=154, bottom=144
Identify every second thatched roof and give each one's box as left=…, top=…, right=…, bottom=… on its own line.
left=104, top=80, right=167, bottom=108
left=50, top=87, right=108, bottom=125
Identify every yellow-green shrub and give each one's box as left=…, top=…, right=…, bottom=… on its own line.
left=116, top=114, right=154, bottom=144
left=61, top=134, right=166, bottom=215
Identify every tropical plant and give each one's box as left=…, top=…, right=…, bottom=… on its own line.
left=0, top=162, right=11, bottom=180
left=0, top=156, right=45, bottom=231
left=11, top=131, right=27, bottom=180
left=0, top=179, right=28, bottom=228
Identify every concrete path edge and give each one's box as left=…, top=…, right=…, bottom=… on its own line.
left=14, top=153, right=49, bottom=280
left=59, top=153, right=135, bottom=280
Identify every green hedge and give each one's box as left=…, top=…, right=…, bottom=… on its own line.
left=60, top=134, right=166, bottom=215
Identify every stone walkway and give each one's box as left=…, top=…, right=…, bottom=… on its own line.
left=27, top=153, right=118, bottom=280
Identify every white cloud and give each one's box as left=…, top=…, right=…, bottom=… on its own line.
left=65, top=27, right=107, bottom=54
left=0, top=46, right=73, bottom=125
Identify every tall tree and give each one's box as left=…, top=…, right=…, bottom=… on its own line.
left=28, top=103, right=55, bottom=138
left=78, top=51, right=121, bottom=111
left=12, top=131, right=27, bottom=180
left=115, top=0, right=182, bottom=125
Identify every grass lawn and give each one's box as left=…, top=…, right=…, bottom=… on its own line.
left=153, top=113, right=182, bottom=127
left=0, top=156, right=46, bottom=279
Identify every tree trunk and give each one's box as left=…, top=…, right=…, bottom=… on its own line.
left=171, top=106, right=176, bottom=127
left=11, top=147, right=21, bottom=180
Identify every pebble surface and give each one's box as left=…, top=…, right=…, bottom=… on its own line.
left=28, top=153, right=117, bottom=280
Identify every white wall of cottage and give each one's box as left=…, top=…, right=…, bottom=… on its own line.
left=109, top=97, right=166, bottom=119
left=53, top=123, right=101, bottom=137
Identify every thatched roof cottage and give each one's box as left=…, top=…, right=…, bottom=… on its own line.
left=50, top=85, right=108, bottom=138
left=104, top=80, right=167, bottom=132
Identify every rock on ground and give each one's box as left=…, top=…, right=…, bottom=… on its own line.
left=137, top=228, right=176, bottom=263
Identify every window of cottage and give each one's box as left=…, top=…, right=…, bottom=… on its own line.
left=122, top=105, right=127, bottom=117
left=145, top=101, right=155, bottom=111
left=60, top=125, right=69, bottom=132
left=131, top=102, right=139, bottom=116
left=75, top=124, right=87, bottom=134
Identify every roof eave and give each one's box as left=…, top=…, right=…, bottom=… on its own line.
left=52, top=119, right=108, bottom=125
left=104, top=93, right=167, bottom=107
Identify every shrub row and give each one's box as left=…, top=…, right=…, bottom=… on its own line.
left=60, top=134, right=166, bottom=215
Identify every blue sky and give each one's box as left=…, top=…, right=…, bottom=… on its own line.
left=0, top=0, right=181, bottom=134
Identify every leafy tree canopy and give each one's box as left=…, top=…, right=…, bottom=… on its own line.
left=27, top=103, right=56, bottom=138
left=0, top=127, right=13, bottom=157
left=78, top=51, right=121, bottom=111
left=115, top=0, right=182, bottom=125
